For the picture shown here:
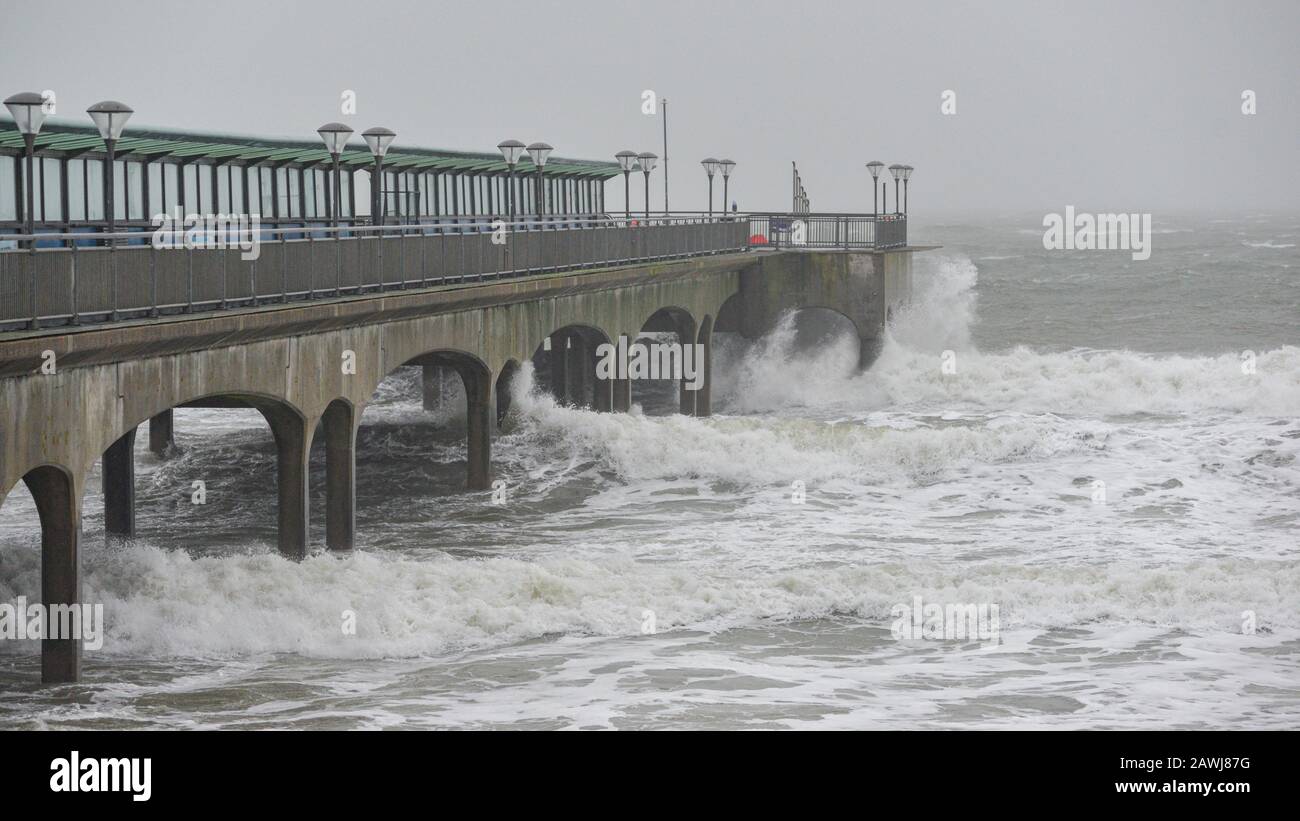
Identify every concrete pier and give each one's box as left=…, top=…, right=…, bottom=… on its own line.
left=148, top=410, right=174, bottom=456
left=695, top=317, right=714, bottom=417
left=611, top=377, right=632, bottom=413
left=321, top=401, right=355, bottom=550
left=22, top=466, right=82, bottom=683
left=0, top=244, right=927, bottom=682
left=102, top=427, right=136, bottom=538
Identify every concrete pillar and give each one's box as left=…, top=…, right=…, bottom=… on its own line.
left=677, top=319, right=698, bottom=415
left=859, top=335, right=884, bottom=372
left=422, top=364, right=453, bottom=411
left=678, top=380, right=695, bottom=415
left=148, top=409, right=174, bottom=457
left=549, top=333, right=569, bottom=405
left=694, top=321, right=712, bottom=417
left=589, top=339, right=612, bottom=412
left=102, top=427, right=136, bottom=538
left=23, top=466, right=81, bottom=683
left=257, top=404, right=311, bottom=559
left=322, top=403, right=355, bottom=551
left=463, top=368, right=492, bottom=490
left=612, top=377, right=632, bottom=413
left=566, top=334, right=591, bottom=408
left=496, top=373, right=513, bottom=427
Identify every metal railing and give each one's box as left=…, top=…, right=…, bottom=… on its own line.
left=0, top=215, right=749, bottom=330
left=0, top=211, right=909, bottom=331
left=746, top=212, right=907, bottom=250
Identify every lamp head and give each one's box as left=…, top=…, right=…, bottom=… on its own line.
left=86, top=100, right=134, bottom=141
left=5, top=92, right=49, bottom=136
left=318, top=122, right=354, bottom=156
left=362, top=126, right=396, bottom=158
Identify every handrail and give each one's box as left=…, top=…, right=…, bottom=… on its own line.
left=0, top=212, right=907, bottom=331
left=0, top=213, right=745, bottom=245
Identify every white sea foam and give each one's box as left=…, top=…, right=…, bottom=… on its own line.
left=0, top=541, right=1293, bottom=660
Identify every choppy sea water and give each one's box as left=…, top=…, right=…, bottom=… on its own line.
left=1, top=213, right=1297, bottom=729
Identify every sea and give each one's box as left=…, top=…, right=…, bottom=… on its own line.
left=1, top=212, right=1297, bottom=729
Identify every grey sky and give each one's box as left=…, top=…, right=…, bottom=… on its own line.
left=2, top=0, right=1295, bottom=214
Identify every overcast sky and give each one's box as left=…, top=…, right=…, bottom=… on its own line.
left=2, top=0, right=1295, bottom=215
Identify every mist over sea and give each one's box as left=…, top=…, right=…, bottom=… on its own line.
left=2, top=214, right=1297, bottom=729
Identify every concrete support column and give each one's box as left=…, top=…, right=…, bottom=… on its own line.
left=677, top=319, right=698, bottom=416
left=23, top=466, right=82, bottom=683
left=322, top=403, right=356, bottom=551
left=496, top=371, right=515, bottom=427
left=148, top=410, right=174, bottom=457
left=258, top=405, right=311, bottom=559
left=102, top=427, right=136, bottom=538
left=678, top=380, right=695, bottom=416
left=463, top=368, right=492, bottom=490
left=422, top=364, right=451, bottom=411
left=612, top=377, right=632, bottom=413
left=859, top=335, right=884, bottom=372
left=566, top=334, right=591, bottom=408
left=694, top=321, right=713, bottom=417
left=549, top=332, right=569, bottom=405
left=589, top=340, right=612, bottom=412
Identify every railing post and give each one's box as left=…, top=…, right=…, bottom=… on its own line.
left=398, top=229, right=406, bottom=289
left=26, top=245, right=38, bottom=330
left=216, top=237, right=224, bottom=310
left=307, top=231, right=315, bottom=299
left=70, top=241, right=80, bottom=326
left=109, top=244, right=119, bottom=323
left=281, top=233, right=288, bottom=303
left=149, top=239, right=159, bottom=317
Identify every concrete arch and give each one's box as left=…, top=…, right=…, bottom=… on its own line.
left=713, top=292, right=744, bottom=334
left=780, top=305, right=875, bottom=371
left=93, top=391, right=314, bottom=558
left=635, top=307, right=701, bottom=415
left=640, top=305, right=697, bottom=340
left=364, top=348, right=494, bottom=491
left=531, top=323, right=614, bottom=411
left=90, top=388, right=308, bottom=481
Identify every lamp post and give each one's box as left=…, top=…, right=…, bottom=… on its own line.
left=526, top=142, right=552, bottom=218
left=719, top=159, right=735, bottom=217
left=361, top=126, right=396, bottom=226
left=5, top=92, right=49, bottom=248
left=87, top=101, right=134, bottom=244
left=866, top=161, right=883, bottom=217
left=318, top=122, right=353, bottom=230
left=901, top=165, right=913, bottom=214
left=637, top=152, right=657, bottom=222
left=615, top=150, right=637, bottom=222
left=701, top=158, right=720, bottom=217
left=497, top=139, right=524, bottom=224
left=888, top=164, right=904, bottom=216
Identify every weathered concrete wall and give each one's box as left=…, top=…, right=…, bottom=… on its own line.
left=728, top=249, right=914, bottom=366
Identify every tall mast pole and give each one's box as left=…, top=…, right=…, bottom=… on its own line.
left=661, top=97, right=669, bottom=215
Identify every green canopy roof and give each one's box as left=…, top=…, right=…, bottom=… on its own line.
left=0, top=116, right=620, bottom=179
